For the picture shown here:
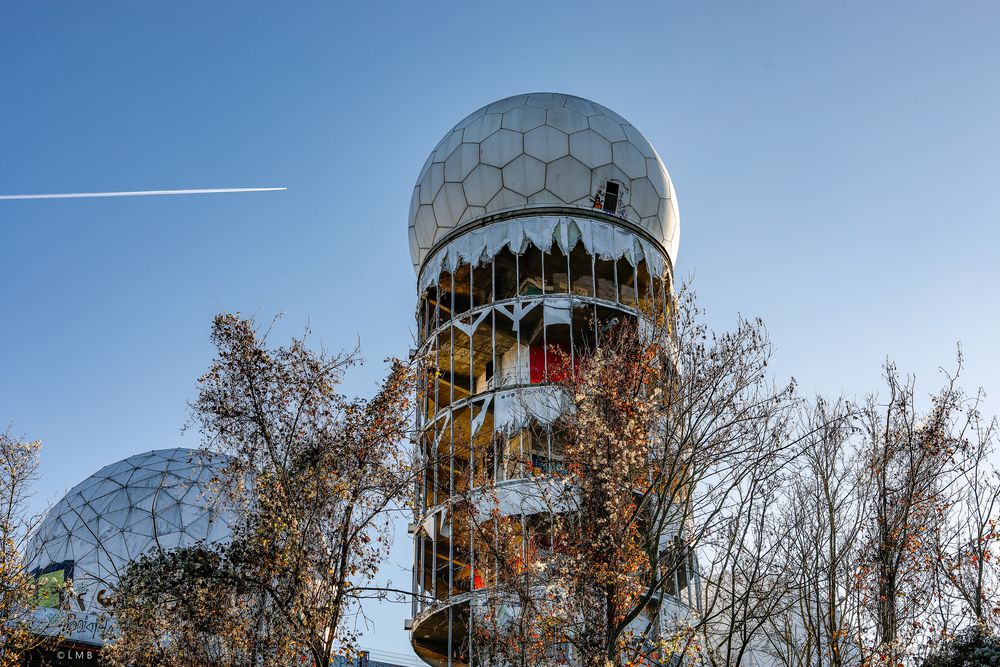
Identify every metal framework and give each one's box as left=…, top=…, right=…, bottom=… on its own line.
left=410, top=215, right=696, bottom=665
left=407, top=93, right=688, bottom=667
left=27, top=448, right=233, bottom=647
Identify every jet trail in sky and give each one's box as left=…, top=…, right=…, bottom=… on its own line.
left=0, top=187, right=286, bottom=200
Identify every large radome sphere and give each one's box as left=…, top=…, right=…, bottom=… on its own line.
left=408, top=92, right=679, bottom=272
left=28, top=448, right=233, bottom=613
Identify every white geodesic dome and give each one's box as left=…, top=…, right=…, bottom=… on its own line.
left=407, top=92, right=680, bottom=272
left=28, top=448, right=233, bottom=614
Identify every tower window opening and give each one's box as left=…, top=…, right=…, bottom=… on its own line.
left=603, top=181, right=620, bottom=213
left=596, top=180, right=628, bottom=217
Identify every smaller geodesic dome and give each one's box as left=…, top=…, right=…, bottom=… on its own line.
left=27, top=447, right=234, bottom=645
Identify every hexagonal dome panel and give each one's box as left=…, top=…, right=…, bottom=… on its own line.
left=463, top=164, right=503, bottom=207
left=569, top=129, right=612, bottom=169
left=503, top=155, right=546, bottom=197
left=524, top=125, right=569, bottom=163
left=444, top=143, right=480, bottom=182
left=408, top=93, right=679, bottom=271
left=480, top=129, right=523, bottom=168
left=546, top=155, right=592, bottom=204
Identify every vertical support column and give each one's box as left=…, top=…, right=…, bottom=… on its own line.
left=447, top=268, right=456, bottom=667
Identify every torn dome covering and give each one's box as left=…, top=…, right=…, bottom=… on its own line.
left=418, top=215, right=669, bottom=295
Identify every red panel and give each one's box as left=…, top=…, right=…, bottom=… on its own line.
left=529, top=343, right=546, bottom=383
left=529, top=340, right=577, bottom=384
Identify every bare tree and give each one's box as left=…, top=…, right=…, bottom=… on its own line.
left=930, top=393, right=1000, bottom=635
left=462, top=292, right=802, bottom=666
left=854, top=362, right=972, bottom=666
left=105, top=313, right=416, bottom=667
left=102, top=543, right=270, bottom=666
left=0, top=428, right=52, bottom=667
left=761, top=358, right=1000, bottom=667
left=697, top=459, right=798, bottom=667
left=767, top=399, right=865, bottom=667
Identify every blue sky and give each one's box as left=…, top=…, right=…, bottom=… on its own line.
left=2, top=1, right=999, bottom=657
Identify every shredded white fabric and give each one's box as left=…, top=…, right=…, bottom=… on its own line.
left=492, top=386, right=571, bottom=435
left=543, top=297, right=573, bottom=326
left=470, top=477, right=578, bottom=521
left=419, top=215, right=667, bottom=294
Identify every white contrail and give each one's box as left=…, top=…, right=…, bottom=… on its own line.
left=0, top=187, right=286, bottom=200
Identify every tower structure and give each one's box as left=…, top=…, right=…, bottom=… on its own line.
left=408, top=93, right=684, bottom=666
